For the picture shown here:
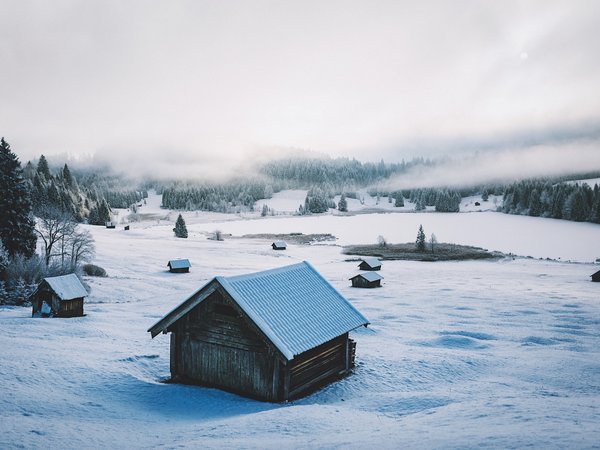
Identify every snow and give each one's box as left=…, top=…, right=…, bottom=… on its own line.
left=42, top=273, right=88, bottom=300
left=1, top=190, right=600, bottom=449
left=255, top=190, right=308, bottom=214
left=188, top=211, right=600, bottom=263
left=569, top=177, right=600, bottom=187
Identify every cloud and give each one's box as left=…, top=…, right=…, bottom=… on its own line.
left=1, top=0, right=600, bottom=168
left=381, top=138, right=600, bottom=190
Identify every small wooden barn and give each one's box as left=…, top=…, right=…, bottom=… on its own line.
left=167, top=259, right=191, bottom=273
left=148, top=261, right=369, bottom=402
left=592, top=270, right=600, bottom=282
left=31, top=273, right=87, bottom=318
left=350, top=272, right=383, bottom=288
left=358, top=257, right=382, bottom=271
left=271, top=241, right=287, bottom=250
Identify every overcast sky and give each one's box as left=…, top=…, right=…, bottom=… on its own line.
left=1, top=0, right=600, bottom=178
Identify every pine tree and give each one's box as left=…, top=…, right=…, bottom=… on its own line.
left=338, top=194, right=348, bottom=212
left=37, top=154, right=51, bottom=180
left=394, top=193, right=404, bottom=207
left=528, top=189, right=542, bottom=217
left=62, top=164, right=74, bottom=187
left=0, top=239, right=9, bottom=275
left=173, top=214, right=188, bottom=238
left=0, top=138, right=37, bottom=257
left=415, top=197, right=426, bottom=211
left=0, top=280, right=7, bottom=303
left=416, top=224, right=426, bottom=252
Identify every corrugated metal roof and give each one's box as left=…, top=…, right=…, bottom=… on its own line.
left=44, top=274, right=87, bottom=300
left=168, top=259, right=191, bottom=269
left=217, top=261, right=369, bottom=360
left=272, top=241, right=287, bottom=248
left=350, top=272, right=383, bottom=282
left=360, top=257, right=381, bottom=268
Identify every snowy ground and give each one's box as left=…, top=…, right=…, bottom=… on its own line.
left=1, top=192, right=600, bottom=449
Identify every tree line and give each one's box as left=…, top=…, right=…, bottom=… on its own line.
left=161, top=180, right=270, bottom=212
left=259, top=156, right=434, bottom=191
left=502, top=179, right=600, bottom=223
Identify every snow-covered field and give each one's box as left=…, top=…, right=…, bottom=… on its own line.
left=2, top=193, right=600, bottom=449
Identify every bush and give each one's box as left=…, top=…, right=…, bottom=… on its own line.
left=82, top=264, right=108, bottom=277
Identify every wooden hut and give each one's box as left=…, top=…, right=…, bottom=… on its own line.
left=167, top=259, right=191, bottom=273
left=31, top=273, right=87, bottom=318
left=148, top=261, right=369, bottom=402
left=592, top=270, right=600, bottom=282
left=350, top=272, right=383, bottom=288
left=271, top=241, right=287, bottom=250
left=358, top=257, right=382, bottom=271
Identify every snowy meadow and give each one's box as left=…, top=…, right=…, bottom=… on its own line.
left=1, top=193, right=600, bottom=449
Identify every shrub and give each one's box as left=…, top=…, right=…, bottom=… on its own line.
left=82, top=264, right=108, bottom=277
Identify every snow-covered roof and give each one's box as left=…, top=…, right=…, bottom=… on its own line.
left=359, top=257, right=382, bottom=269
left=272, top=241, right=287, bottom=248
left=350, top=272, right=383, bottom=282
left=168, top=259, right=191, bottom=269
left=149, top=261, right=369, bottom=360
left=43, top=274, right=87, bottom=301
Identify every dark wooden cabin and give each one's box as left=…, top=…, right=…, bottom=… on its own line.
left=358, top=257, right=382, bottom=271
left=148, top=261, right=369, bottom=402
left=592, top=270, right=600, bottom=282
left=167, top=259, right=191, bottom=273
left=350, top=272, right=383, bottom=288
left=271, top=241, right=287, bottom=250
left=31, top=273, right=87, bottom=318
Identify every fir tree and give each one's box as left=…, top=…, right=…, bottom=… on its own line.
left=394, top=193, right=404, bottom=207
left=338, top=194, right=348, bottom=212
left=528, top=189, right=542, bottom=217
left=173, top=214, right=188, bottom=238
left=0, top=239, right=9, bottom=275
left=37, top=154, right=51, bottom=180
left=0, top=280, right=7, bottom=303
left=416, top=224, right=426, bottom=252
left=62, top=164, right=74, bottom=187
left=0, top=138, right=37, bottom=257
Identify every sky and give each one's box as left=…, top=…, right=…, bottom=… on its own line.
left=1, top=0, right=600, bottom=180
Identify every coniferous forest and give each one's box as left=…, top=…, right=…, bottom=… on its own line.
left=502, top=179, right=600, bottom=224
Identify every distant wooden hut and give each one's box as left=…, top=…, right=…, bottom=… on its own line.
left=350, top=272, right=383, bottom=288
left=592, top=270, right=600, bottom=282
left=124, top=225, right=130, bottom=231
left=105, top=221, right=116, bottom=229
left=148, top=261, right=369, bottom=402
left=358, top=257, right=382, bottom=271
left=31, top=273, right=87, bottom=318
left=271, top=241, right=287, bottom=250
left=167, top=259, right=191, bottom=273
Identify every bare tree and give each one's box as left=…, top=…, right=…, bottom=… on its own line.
left=35, top=207, right=76, bottom=266
left=430, top=233, right=438, bottom=253
left=67, top=229, right=95, bottom=264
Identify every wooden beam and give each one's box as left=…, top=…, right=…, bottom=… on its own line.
left=148, top=282, right=217, bottom=338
